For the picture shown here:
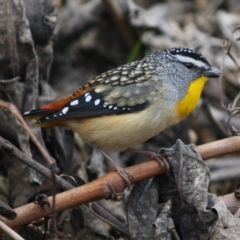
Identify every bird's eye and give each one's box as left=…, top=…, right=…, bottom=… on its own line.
left=185, top=62, right=194, bottom=69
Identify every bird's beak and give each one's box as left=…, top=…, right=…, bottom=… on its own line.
left=203, top=66, right=221, bottom=78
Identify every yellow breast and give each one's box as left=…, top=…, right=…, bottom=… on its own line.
left=175, top=76, right=208, bottom=119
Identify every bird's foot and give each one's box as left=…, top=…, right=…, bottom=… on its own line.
left=113, top=164, right=133, bottom=188
left=126, top=148, right=170, bottom=172
left=99, top=148, right=133, bottom=188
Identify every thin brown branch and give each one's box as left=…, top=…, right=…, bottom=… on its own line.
left=220, top=26, right=240, bottom=112
left=1, top=136, right=240, bottom=230
left=221, top=25, right=240, bottom=69
left=0, top=160, right=165, bottom=230
left=49, top=172, right=57, bottom=237
left=0, top=100, right=59, bottom=172
left=197, top=136, right=240, bottom=160
left=0, top=136, right=74, bottom=191
left=0, top=220, right=24, bottom=240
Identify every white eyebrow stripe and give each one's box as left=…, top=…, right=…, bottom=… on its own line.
left=175, top=55, right=208, bottom=69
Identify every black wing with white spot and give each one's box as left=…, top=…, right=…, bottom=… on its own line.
left=36, top=89, right=150, bottom=124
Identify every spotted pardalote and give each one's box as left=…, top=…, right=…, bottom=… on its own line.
left=24, top=47, right=221, bottom=151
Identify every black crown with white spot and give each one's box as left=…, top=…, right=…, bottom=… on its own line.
left=167, top=47, right=210, bottom=66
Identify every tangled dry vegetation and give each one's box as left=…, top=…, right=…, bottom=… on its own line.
left=1, top=0, right=240, bottom=239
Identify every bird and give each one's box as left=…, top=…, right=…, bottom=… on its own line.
left=23, top=47, right=221, bottom=183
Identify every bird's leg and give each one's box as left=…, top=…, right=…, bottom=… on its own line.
left=126, top=148, right=170, bottom=172
left=98, top=148, right=133, bottom=187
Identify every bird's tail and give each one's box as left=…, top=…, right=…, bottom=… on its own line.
left=23, top=96, right=72, bottom=127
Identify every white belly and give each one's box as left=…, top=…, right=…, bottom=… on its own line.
left=67, top=104, right=178, bottom=151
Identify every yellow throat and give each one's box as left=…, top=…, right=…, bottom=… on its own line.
left=175, top=76, right=208, bottom=119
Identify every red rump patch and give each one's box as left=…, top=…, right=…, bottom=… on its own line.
left=40, top=104, right=56, bottom=110
left=40, top=85, right=89, bottom=111
left=40, top=96, right=74, bottom=111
